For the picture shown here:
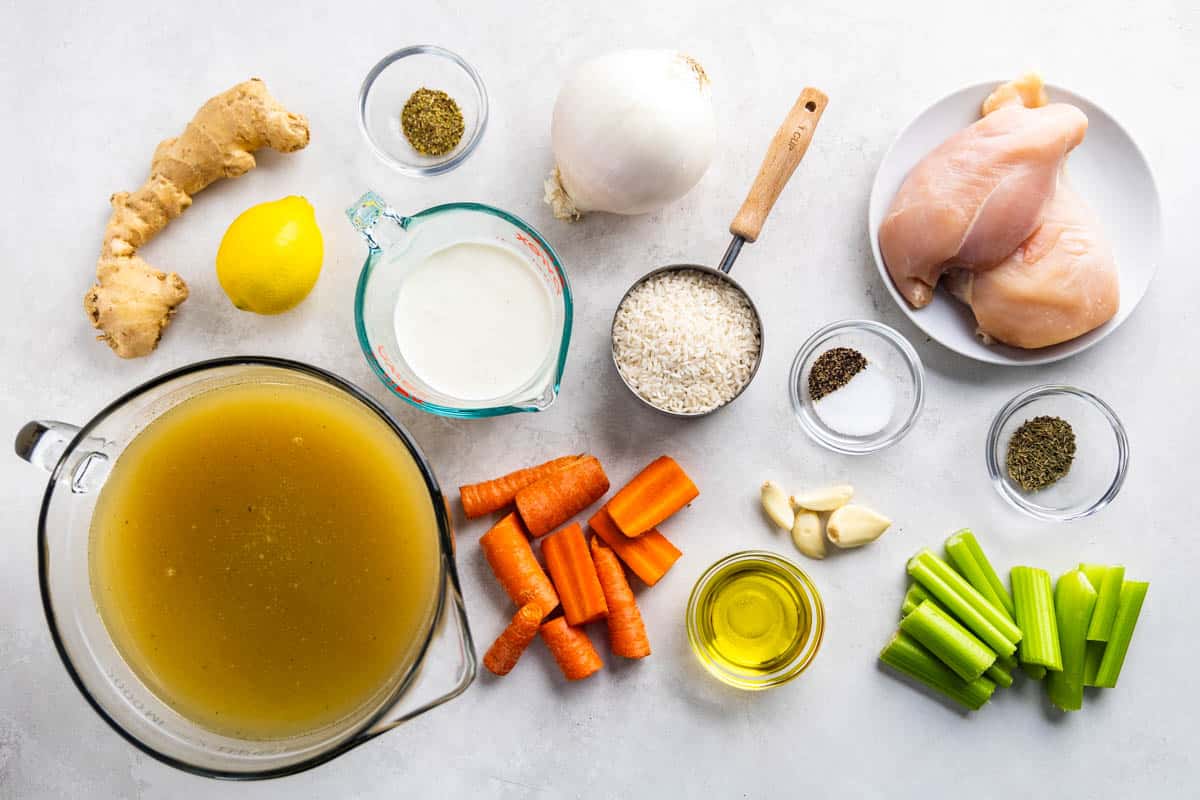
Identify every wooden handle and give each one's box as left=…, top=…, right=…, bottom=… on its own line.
left=729, top=87, right=828, bottom=243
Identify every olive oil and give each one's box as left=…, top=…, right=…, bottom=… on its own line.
left=688, top=552, right=824, bottom=687
left=89, top=380, right=442, bottom=740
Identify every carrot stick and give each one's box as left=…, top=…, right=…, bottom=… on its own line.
left=540, top=616, right=603, bottom=680
left=515, top=455, right=610, bottom=538
left=479, top=513, right=558, bottom=616
left=588, top=507, right=681, bottom=586
left=541, top=523, right=608, bottom=626
left=590, top=537, right=651, bottom=659
left=460, top=455, right=583, bottom=519
left=606, top=456, right=699, bottom=537
left=483, top=602, right=544, bottom=676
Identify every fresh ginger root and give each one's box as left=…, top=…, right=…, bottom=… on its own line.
left=84, top=78, right=310, bottom=358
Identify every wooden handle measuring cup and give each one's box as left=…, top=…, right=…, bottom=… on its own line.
left=729, top=87, right=828, bottom=243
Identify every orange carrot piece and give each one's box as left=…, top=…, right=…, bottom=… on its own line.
left=483, top=602, right=544, bottom=676
left=607, top=456, right=699, bottom=537
left=588, top=507, right=682, bottom=586
left=479, top=513, right=559, bottom=616
left=541, top=523, right=608, bottom=626
left=540, top=616, right=603, bottom=680
left=590, top=537, right=651, bottom=659
left=460, top=455, right=583, bottom=519
left=515, top=455, right=610, bottom=538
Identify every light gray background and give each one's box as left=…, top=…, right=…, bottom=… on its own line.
left=2, top=1, right=1196, bottom=797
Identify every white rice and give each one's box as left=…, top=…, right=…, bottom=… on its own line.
left=613, top=269, right=761, bottom=414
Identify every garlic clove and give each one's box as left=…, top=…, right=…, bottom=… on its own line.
left=791, top=510, right=825, bottom=559
left=760, top=480, right=795, bottom=531
left=826, top=504, right=892, bottom=548
left=790, top=484, right=854, bottom=512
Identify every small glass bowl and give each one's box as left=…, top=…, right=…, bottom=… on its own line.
left=986, top=385, right=1129, bottom=521
left=789, top=320, right=925, bottom=454
left=686, top=551, right=825, bottom=691
left=358, top=45, right=488, bottom=176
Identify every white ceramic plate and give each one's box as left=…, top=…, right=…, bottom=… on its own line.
left=868, top=81, right=1162, bottom=366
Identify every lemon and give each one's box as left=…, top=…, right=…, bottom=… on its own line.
left=216, top=196, right=324, bottom=315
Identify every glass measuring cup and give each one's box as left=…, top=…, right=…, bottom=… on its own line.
left=14, top=358, right=475, bottom=779
left=348, top=191, right=572, bottom=418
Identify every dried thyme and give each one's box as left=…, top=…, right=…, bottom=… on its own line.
left=401, top=88, right=465, bottom=156
left=1006, top=416, right=1076, bottom=492
left=809, top=347, right=868, bottom=401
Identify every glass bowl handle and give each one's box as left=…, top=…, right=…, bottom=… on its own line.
left=15, top=420, right=81, bottom=473
left=360, top=558, right=477, bottom=738
left=15, top=420, right=111, bottom=493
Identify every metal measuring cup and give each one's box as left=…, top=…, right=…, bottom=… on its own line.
left=611, top=87, right=829, bottom=417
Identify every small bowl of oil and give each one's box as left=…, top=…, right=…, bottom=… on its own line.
left=686, top=551, right=824, bottom=690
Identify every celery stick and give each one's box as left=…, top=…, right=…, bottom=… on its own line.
left=908, top=550, right=1019, bottom=657
left=879, top=631, right=997, bottom=711
left=1046, top=570, right=1098, bottom=711
left=1080, top=564, right=1106, bottom=590
left=899, top=600, right=997, bottom=681
left=916, top=550, right=1022, bottom=643
left=900, top=583, right=932, bottom=618
left=997, top=653, right=1018, bottom=671
left=1083, top=640, right=1105, bottom=687
left=945, top=530, right=1015, bottom=619
left=1022, top=662, right=1047, bottom=681
left=1094, top=581, right=1149, bottom=688
left=1011, top=567, right=1062, bottom=671
left=1084, top=565, right=1126, bottom=642
left=985, top=659, right=1014, bottom=688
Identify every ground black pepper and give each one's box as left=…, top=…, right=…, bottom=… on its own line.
left=808, top=347, right=868, bottom=401
left=401, top=88, right=465, bottom=156
left=1006, top=415, right=1076, bottom=492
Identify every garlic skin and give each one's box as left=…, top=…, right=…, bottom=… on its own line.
left=791, top=510, right=826, bottom=559
left=545, top=50, right=716, bottom=220
left=791, top=485, right=854, bottom=512
left=761, top=480, right=795, bottom=531
left=827, top=505, right=892, bottom=548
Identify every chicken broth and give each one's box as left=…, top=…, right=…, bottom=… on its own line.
left=89, top=380, right=442, bottom=740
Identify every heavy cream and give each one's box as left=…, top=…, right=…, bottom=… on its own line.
left=392, top=242, right=556, bottom=401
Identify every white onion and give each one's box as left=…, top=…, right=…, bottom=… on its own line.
left=544, top=49, right=716, bottom=220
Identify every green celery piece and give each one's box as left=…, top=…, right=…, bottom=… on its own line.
left=1083, top=640, right=1106, bottom=687
left=879, top=631, right=997, bottom=711
left=1080, top=564, right=1107, bottom=590
left=1022, top=662, right=1048, bottom=680
left=900, top=583, right=932, bottom=618
left=1011, top=567, right=1063, bottom=671
left=997, top=653, right=1018, bottom=671
left=945, top=530, right=1015, bottom=619
left=1084, top=565, right=1126, bottom=642
left=1046, top=570, right=1099, bottom=711
left=1094, top=581, right=1149, bottom=688
left=899, top=600, right=997, bottom=681
left=985, top=659, right=1014, bottom=689
left=908, top=550, right=1019, bottom=657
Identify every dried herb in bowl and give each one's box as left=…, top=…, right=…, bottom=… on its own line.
left=1006, top=415, right=1076, bottom=492
left=401, top=88, right=465, bottom=156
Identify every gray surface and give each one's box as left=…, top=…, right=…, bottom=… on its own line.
left=1, top=1, right=1196, bottom=797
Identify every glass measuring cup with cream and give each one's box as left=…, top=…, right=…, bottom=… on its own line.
left=348, top=192, right=572, bottom=417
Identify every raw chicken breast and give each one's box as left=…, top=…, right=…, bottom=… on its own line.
left=879, top=90, right=1088, bottom=308
left=944, top=177, right=1119, bottom=349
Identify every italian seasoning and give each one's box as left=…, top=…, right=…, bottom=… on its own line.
left=809, top=347, right=868, bottom=401
left=1006, top=415, right=1076, bottom=492
left=401, top=88, right=465, bottom=156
